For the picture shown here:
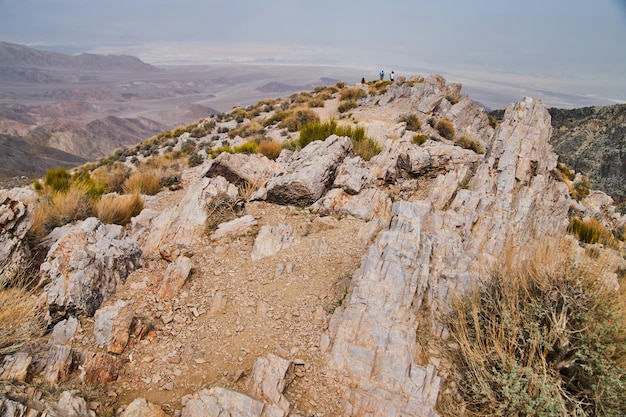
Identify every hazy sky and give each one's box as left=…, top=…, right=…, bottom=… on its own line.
left=1, top=0, right=625, bottom=106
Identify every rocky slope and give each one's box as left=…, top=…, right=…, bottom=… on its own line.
left=549, top=104, right=626, bottom=204
left=0, top=75, right=624, bottom=416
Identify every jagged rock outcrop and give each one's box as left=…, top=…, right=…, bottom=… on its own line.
left=266, top=135, right=353, bottom=206
left=181, top=387, right=286, bottom=417
left=132, top=176, right=238, bottom=256
left=40, top=217, right=142, bottom=319
left=0, top=188, right=36, bottom=285
left=326, top=97, right=572, bottom=416
left=0, top=390, right=95, bottom=417
left=93, top=300, right=134, bottom=354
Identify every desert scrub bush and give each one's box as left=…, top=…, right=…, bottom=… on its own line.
left=368, top=80, right=392, bottom=95
left=187, top=151, right=204, bottom=167
left=258, top=141, right=282, bottom=160
left=445, top=94, right=460, bottom=105
left=49, top=182, right=94, bottom=227
left=233, top=141, right=259, bottom=154
left=181, top=139, right=197, bottom=154
left=94, top=193, right=143, bottom=225
left=93, top=162, right=132, bottom=194
left=338, top=100, right=358, bottom=113
left=571, top=175, right=592, bottom=202
left=208, top=146, right=234, bottom=159
left=557, top=162, right=575, bottom=181
left=298, top=120, right=381, bottom=160
left=435, top=119, right=455, bottom=140
left=204, top=193, right=246, bottom=234
left=43, top=167, right=71, bottom=192
left=443, top=241, right=626, bottom=417
left=455, top=136, right=484, bottom=154
left=123, top=168, right=162, bottom=195
left=338, top=86, right=367, bottom=102
left=568, top=217, right=620, bottom=249
left=398, top=114, right=422, bottom=131
left=262, top=111, right=289, bottom=127
left=413, top=134, right=427, bottom=145
left=229, top=119, right=264, bottom=139
left=279, top=108, right=320, bottom=132
left=308, top=97, right=325, bottom=108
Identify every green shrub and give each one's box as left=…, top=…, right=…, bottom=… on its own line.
left=181, top=139, right=197, bottom=154
left=298, top=120, right=381, bottom=161
left=413, top=134, right=427, bottom=145
left=444, top=244, right=626, bottom=416
left=208, top=146, right=234, bottom=159
left=44, top=168, right=71, bottom=192
left=399, top=114, right=421, bottom=131
left=435, top=119, right=455, bottom=140
left=234, top=141, right=259, bottom=154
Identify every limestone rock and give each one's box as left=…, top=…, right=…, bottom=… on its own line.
left=132, top=176, right=238, bottom=256
left=332, top=156, right=373, bottom=195
left=210, top=214, right=258, bottom=242
left=0, top=188, right=35, bottom=285
left=93, top=300, right=134, bottom=354
left=181, top=386, right=286, bottom=417
left=0, top=351, right=32, bottom=382
left=203, top=152, right=277, bottom=187
left=51, top=316, right=81, bottom=345
left=311, top=188, right=393, bottom=223
left=40, top=217, right=141, bottom=319
left=250, top=223, right=299, bottom=261
left=50, top=390, right=95, bottom=417
left=120, top=398, right=168, bottom=417
left=266, top=135, right=353, bottom=206
left=31, top=344, right=74, bottom=383
left=159, top=243, right=194, bottom=262
left=156, top=256, right=193, bottom=300
left=80, top=351, right=121, bottom=384
left=248, top=354, right=293, bottom=411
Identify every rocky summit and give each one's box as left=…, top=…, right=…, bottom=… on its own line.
left=0, top=74, right=624, bottom=416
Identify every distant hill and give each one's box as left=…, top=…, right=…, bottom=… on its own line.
left=0, top=41, right=158, bottom=75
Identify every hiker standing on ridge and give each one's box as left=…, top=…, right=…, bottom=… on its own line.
left=390, top=71, right=395, bottom=82
left=379, top=70, right=384, bottom=80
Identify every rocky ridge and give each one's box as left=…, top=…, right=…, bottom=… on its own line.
left=0, top=74, right=625, bottom=416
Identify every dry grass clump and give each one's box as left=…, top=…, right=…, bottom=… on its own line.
left=568, top=217, right=621, bottom=249
left=443, top=239, right=626, bottom=416
left=279, top=108, right=320, bottom=132
left=399, top=114, right=422, bottom=131
left=455, top=136, right=484, bottom=154
left=435, top=119, right=455, bottom=140
left=338, top=86, right=367, bottom=102
left=94, top=193, right=144, bottom=225
left=205, top=193, right=246, bottom=234
left=123, top=168, right=162, bottom=195
left=258, top=141, right=282, bottom=160
left=93, top=162, right=132, bottom=194
left=229, top=119, right=265, bottom=139
left=0, top=270, right=45, bottom=356
left=338, top=100, right=358, bottom=113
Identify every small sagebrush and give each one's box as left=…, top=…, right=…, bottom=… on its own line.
left=435, top=119, right=455, bottom=140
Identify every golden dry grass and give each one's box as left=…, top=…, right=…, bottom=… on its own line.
left=0, top=286, right=45, bottom=355
left=123, top=168, right=162, bottom=195
left=258, top=141, right=282, bottom=160
left=443, top=238, right=626, bottom=416
left=93, top=162, right=132, bottom=194
left=94, top=193, right=144, bottom=225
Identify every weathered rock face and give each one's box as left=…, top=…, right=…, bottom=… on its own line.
left=120, top=398, right=168, bottom=417
left=266, top=135, right=353, bottom=206
left=250, top=223, right=300, bottom=261
left=156, top=255, right=193, bottom=300
left=203, top=152, right=277, bottom=187
left=326, top=97, right=572, bottom=417
left=132, top=176, right=238, bottom=257
left=0, top=188, right=36, bottom=285
left=93, top=300, right=134, bottom=354
left=181, top=386, right=286, bottom=417
left=40, top=217, right=142, bottom=319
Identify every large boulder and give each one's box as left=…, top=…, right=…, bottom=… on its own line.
left=41, top=217, right=142, bottom=319
left=203, top=152, right=277, bottom=187
left=0, top=188, right=36, bottom=285
left=265, top=135, right=353, bottom=206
